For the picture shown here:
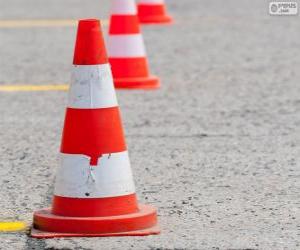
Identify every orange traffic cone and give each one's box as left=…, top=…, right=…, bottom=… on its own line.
left=108, top=0, right=160, bottom=89
left=31, top=19, right=159, bottom=238
left=137, top=0, right=173, bottom=24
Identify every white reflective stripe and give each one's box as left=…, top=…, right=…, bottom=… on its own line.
left=111, top=0, right=137, bottom=14
left=138, top=0, right=164, bottom=4
left=54, top=152, right=135, bottom=198
left=68, top=64, right=118, bottom=109
left=108, top=34, right=146, bottom=58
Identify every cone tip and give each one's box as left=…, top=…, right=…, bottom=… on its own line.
left=74, top=18, right=108, bottom=65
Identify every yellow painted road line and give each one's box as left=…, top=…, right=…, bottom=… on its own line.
left=0, top=84, right=69, bottom=92
left=0, top=221, right=27, bottom=232
left=0, top=19, right=108, bottom=28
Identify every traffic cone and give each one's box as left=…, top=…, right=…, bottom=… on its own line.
left=108, top=0, right=160, bottom=89
left=137, top=0, right=173, bottom=24
left=31, top=19, right=159, bottom=238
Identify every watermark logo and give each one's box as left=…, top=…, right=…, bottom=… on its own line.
left=269, top=1, right=298, bottom=15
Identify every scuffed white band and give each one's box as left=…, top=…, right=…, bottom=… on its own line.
left=68, top=64, right=118, bottom=109
left=54, top=151, right=136, bottom=198
left=108, top=34, right=146, bottom=58
left=111, top=0, right=137, bottom=14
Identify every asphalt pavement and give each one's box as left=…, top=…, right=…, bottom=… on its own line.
left=0, top=0, right=299, bottom=249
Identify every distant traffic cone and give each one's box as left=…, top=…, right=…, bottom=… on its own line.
left=137, top=0, right=173, bottom=24
left=108, top=0, right=160, bottom=89
left=31, top=19, right=159, bottom=238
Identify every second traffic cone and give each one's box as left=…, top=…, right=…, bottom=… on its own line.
left=31, top=19, right=159, bottom=238
left=108, top=0, right=160, bottom=89
left=137, top=0, right=173, bottom=24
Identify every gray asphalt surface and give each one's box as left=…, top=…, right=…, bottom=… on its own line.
left=0, top=0, right=300, bottom=249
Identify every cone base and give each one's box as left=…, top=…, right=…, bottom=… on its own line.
left=31, top=204, right=159, bottom=239
left=31, top=225, right=160, bottom=239
left=114, top=75, right=160, bottom=90
left=139, top=15, right=173, bottom=25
